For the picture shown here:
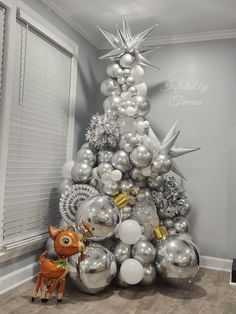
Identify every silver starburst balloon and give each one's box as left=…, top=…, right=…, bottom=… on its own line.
left=97, top=16, right=159, bottom=70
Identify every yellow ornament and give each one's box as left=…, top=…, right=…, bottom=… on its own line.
left=154, top=225, right=168, bottom=240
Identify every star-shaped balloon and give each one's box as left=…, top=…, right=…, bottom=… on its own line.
left=97, top=16, right=159, bottom=70
left=149, top=122, right=200, bottom=180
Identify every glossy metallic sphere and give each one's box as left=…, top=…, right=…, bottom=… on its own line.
left=177, top=198, right=191, bottom=216
left=133, top=95, right=151, bottom=116
left=103, top=95, right=123, bottom=112
left=163, top=218, right=174, bottom=229
left=130, top=167, right=146, bottom=182
left=106, top=63, right=123, bottom=78
left=132, top=240, right=156, bottom=265
left=120, top=204, right=133, bottom=220
left=69, top=243, right=117, bottom=294
left=155, top=234, right=200, bottom=286
left=77, top=147, right=97, bottom=167
left=173, top=217, right=189, bottom=233
left=71, top=162, right=92, bottom=183
left=120, top=179, right=135, bottom=192
left=119, top=53, right=135, bottom=68
left=112, top=150, right=132, bottom=173
left=58, top=178, right=73, bottom=195
left=100, top=78, right=121, bottom=96
left=102, top=181, right=120, bottom=196
left=113, top=240, right=132, bottom=264
left=126, top=76, right=135, bottom=86
left=98, top=150, right=113, bottom=163
left=152, top=154, right=172, bottom=174
left=123, top=68, right=131, bottom=77
left=97, top=162, right=113, bottom=178
left=141, top=264, right=157, bottom=285
left=148, top=175, right=164, bottom=188
left=130, top=145, right=152, bottom=168
left=75, top=195, right=121, bottom=241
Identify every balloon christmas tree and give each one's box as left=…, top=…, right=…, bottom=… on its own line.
left=56, top=17, right=200, bottom=293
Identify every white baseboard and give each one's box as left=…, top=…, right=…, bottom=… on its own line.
left=200, top=255, right=232, bottom=272
left=0, top=261, right=39, bottom=295
left=0, top=255, right=233, bottom=295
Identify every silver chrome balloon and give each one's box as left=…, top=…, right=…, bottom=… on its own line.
left=177, top=198, right=191, bottom=216
left=120, top=179, right=135, bottom=192
left=75, top=195, right=121, bottom=241
left=77, top=147, right=96, bottom=167
left=120, top=204, right=133, bottom=220
left=102, top=181, right=120, bottom=196
left=119, top=53, right=135, bottom=68
left=130, top=167, right=146, bottom=182
left=69, top=243, right=117, bottom=294
left=173, top=216, right=189, bottom=233
left=106, top=63, right=123, bottom=78
left=155, top=234, right=200, bottom=286
left=98, top=150, right=114, bottom=163
left=132, top=200, right=159, bottom=240
left=133, top=95, right=151, bottom=116
left=97, top=162, right=113, bottom=178
left=148, top=175, right=164, bottom=188
left=132, top=239, right=156, bottom=265
left=100, top=78, right=121, bottom=96
left=163, top=218, right=174, bottom=229
left=71, top=162, right=92, bottom=183
left=152, top=154, right=172, bottom=174
left=113, top=240, right=132, bottom=264
left=112, top=150, right=132, bottom=173
left=130, top=145, right=152, bottom=168
left=103, top=95, right=123, bottom=112
left=141, top=264, right=157, bottom=285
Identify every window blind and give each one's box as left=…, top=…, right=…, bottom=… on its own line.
left=2, top=20, right=72, bottom=247
left=0, top=4, right=6, bottom=119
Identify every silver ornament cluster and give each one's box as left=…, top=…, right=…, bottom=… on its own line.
left=85, top=112, right=120, bottom=150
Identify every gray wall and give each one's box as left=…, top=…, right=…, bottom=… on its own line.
left=96, top=39, right=236, bottom=259
left=0, top=0, right=98, bottom=282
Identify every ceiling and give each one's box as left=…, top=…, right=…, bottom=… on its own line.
left=42, top=0, right=236, bottom=49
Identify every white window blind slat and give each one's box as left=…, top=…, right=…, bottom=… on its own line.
left=2, top=20, right=72, bottom=245
left=0, top=5, right=6, bottom=120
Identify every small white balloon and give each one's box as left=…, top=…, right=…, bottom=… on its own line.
left=135, top=82, right=147, bottom=96
left=120, top=258, right=144, bottom=285
left=110, top=169, right=122, bottom=182
left=106, top=63, right=123, bottom=78
left=118, top=219, right=142, bottom=245
left=120, top=53, right=135, bottom=68
left=131, top=65, right=145, bottom=83
left=61, top=160, right=75, bottom=179
left=126, top=106, right=137, bottom=117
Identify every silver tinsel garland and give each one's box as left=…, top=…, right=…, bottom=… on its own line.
left=151, top=176, right=190, bottom=218
left=85, top=112, right=120, bottom=150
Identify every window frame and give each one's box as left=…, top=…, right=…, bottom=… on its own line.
left=0, top=0, right=78, bottom=252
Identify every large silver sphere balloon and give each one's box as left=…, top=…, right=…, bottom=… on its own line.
left=133, top=96, right=151, bottom=116
left=130, top=167, right=146, bottom=182
left=45, top=237, right=57, bottom=260
left=77, top=147, right=96, bottom=167
left=98, top=150, right=113, bottom=163
left=141, top=264, right=157, bottom=285
left=148, top=175, right=164, bottom=188
left=132, top=240, right=156, bottom=265
left=120, top=204, right=133, bottom=220
left=100, top=78, right=121, bottom=96
left=120, top=179, right=135, bottom=192
left=58, top=178, right=73, bottom=195
left=102, top=181, right=120, bottom=196
left=76, top=195, right=121, bottom=241
left=152, top=154, right=172, bottom=174
left=177, top=198, right=191, bottom=216
left=103, top=95, right=123, bottom=112
left=69, top=243, right=117, bottom=294
left=155, top=234, right=200, bottom=286
left=132, top=201, right=159, bottom=240
left=119, top=53, right=135, bottom=68
left=130, top=145, right=152, bottom=168
left=173, top=217, right=189, bottom=234
left=106, top=63, right=123, bottom=78
left=97, top=162, right=113, bottom=178
left=111, top=150, right=132, bottom=173
left=113, top=241, right=132, bottom=264
left=71, top=162, right=92, bottom=183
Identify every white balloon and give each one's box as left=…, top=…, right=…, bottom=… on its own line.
left=135, top=82, right=147, bottom=96
left=110, top=169, right=122, bottom=181
left=117, top=116, right=136, bottom=135
left=131, top=65, right=145, bottom=83
left=120, top=53, right=135, bottom=68
left=118, top=219, right=142, bottom=245
left=120, top=258, right=144, bottom=285
left=61, top=160, right=75, bottom=179
left=106, top=63, right=123, bottom=78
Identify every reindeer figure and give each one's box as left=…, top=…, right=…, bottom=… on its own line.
left=32, top=222, right=92, bottom=303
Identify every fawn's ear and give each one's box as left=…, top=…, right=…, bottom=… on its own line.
left=48, top=226, right=61, bottom=240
